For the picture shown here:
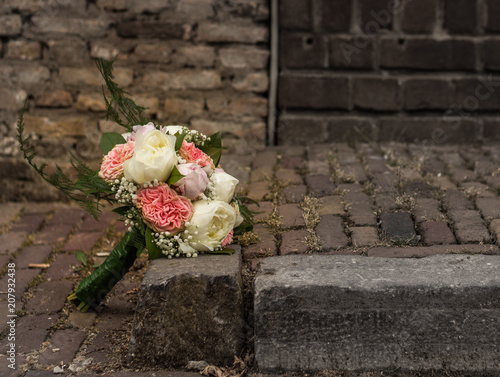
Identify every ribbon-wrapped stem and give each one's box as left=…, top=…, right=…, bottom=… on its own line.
left=68, top=227, right=145, bottom=312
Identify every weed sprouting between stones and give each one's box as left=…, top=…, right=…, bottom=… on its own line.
left=301, top=196, right=322, bottom=252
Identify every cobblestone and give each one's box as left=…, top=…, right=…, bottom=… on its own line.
left=414, top=198, right=442, bottom=223
left=278, top=203, right=305, bottom=229
left=380, top=212, right=417, bottom=244
left=280, top=229, right=309, bottom=255
left=318, top=196, right=345, bottom=216
left=305, top=174, right=335, bottom=197
left=476, top=197, right=500, bottom=220
left=316, top=215, right=349, bottom=251
left=38, top=328, right=87, bottom=365
left=418, top=221, right=456, bottom=245
left=282, top=185, right=307, bottom=203
left=449, top=210, right=491, bottom=244
left=351, top=227, right=379, bottom=247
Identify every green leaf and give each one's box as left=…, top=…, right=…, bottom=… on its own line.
left=175, top=132, right=187, bottom=151
left=112, top=206, right=131, bottom=216
left=167, top=166, right=184, bottom=185
left=145, top=227, right=163, bottom=260
left=206, top=247, right=235, bottom=255
left=100, top=132, right=126, bottom=155
left=75, top=250, right=88, bottom=266
left=201, top=132, right=222, bottom=166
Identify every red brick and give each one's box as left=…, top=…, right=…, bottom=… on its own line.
left=442, top=190, right=475, bottom=211
left=368, top=244, right=500, bottom=257
left=445, top=0, right=478, bottom=34
left=280, top=33, right=328, bottom=69
left=280, top=229, right=309, bottom=255
left=25, top=280, right=74, bottom=314
left=14, top=245, right=53, bottom=269
left=283, top=185, right=307, bottom=204
left=38, top=328, right=86, bottom=365
left=449, top=210, right=490, bottom=244
left=45, top=253, right=79, bottom=280
left=249, top=258, right=263, bottom=272
left=351, top=227, right=379, bottom=247
left=85, top=332, right=115, bottom=364
left=316, top=215, right=348, bottom=250
left=279, top=74, right=350, bottom=110
left=305, top=174, right=336, bottom=197
left=318, top=0, right=351, bottom=32
left=61, top=231, right=102, bottom=252
left=419, top=221, right=456, bottom=245
left=353, top=78, right=399, bottom=111
left=401, top=0, right=438, bottom=33
left=380, top=38, right=476, bottom=71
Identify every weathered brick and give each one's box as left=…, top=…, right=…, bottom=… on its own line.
left=197, top=22, right=268, bottom=43
left=279, top=0, right=312, bottom=30
left=253, top=149, right=278, bottom=169
left=372, top=171, right=396, bottom=192
left=279, top=74, right=350, bottom=110
left=455, top=78, right=500, bottom=110
left=359, top=0, right=393, bottom=30
left=329, top=36, right=373, bottom=69
left=164, top=96, right=204, bottom=118
left=0, top=15, right=22, bottom=36
left=0, top=268, right=40, bottom=301
left=401, top=0, right=437, bottom=33
left=351, top=226, right=379, bottom=247
left=474, top=159, right=497, bottom=175
left=445, top=0, right=478, bottom=34
left=25, top=280, right=74, bottom=314
left=476, top=197, right=500, bottom=220
left=14, top=244, right=53, bottom=269
left=176, top=0, right=215, bottom=19
left=11, top=314, right=59, bottom=354
left=229, top=97, right=268, bottom=117
left=486, top=0, right=500, bottom=32
left=305, top=174, right=335, bottom=197
left=368, top=244, right=499, bottom=257
left=250, top=165, right=273, bottom=183
left=318, top=196, right=344, bottom=216
left=34, top=90, right=73, bottom=108
left=442, top=190, right=475, bottom=211
left=177, top=45, right=216, bottom=68
left=45, top=253, right=79, bottom=280
left=489, top=219, right=500, bottom=241
left=419, top=221, right=456, bottom=245
left=403, top=79, right=452, bottom=110
left=279, top=203, right=305, bottom=229
left=30, top=15, right=110, bottom=38
left=142, top=70, right=221, bottom=90
left=377, top=117, right=479, bottom=144
left=283, top=185, right=307, bottom=203
left=232, top=72, right=269, bottom=93
left=247, top=181, right=271, bottom=202
left=449, top=167, right=476, bottom=182
left=0, top=87, right=27, bottom=111
left=460, top=182, right=495, bottom=198
left=403, top=182, right=435, bottom=198
left=38, top=329, right=86, bottom=365
left=307, top=159, right=330, bottom=175
left=414, top=198, right=442, bottom=223
left=5, top=40, right=41, bottom=61
left=280, top=33, right=327, bottom=69
left=47, top=39, right=90, bottom=66
left=247, top=201, right=273, bottom=222
left=117, top=20, right=184, bottom=39
left=23, top=115, right=89, bottom=138
left=380, top=212, right=417, bottom=244
left=449, top=210, right=490, bottom=244
left=76, top=93, right=106, bottom=112
left=0, top=63, right=50, bottom=87
left=134, top=42, right=171, bottom=63
left=345, top=191, right=376, bottom=226
left=353, top=78, right=399, bottom=111
left=96, top=0, right=127, bottom=11
left=277, top=116, right=326, bottom=145
left=220, top=46, right=269, bottom=69
left=276, top=169, right=303, bottom=185
left=0, top=232, right=26, bottom=255
left=60, top=67, right=133, bottom=87
left=280, top=229, right=309, bottom=255
left=318, top=0, right=352, bottom=32
left=325, top=117, right=377, bottom=143
left=316, top=215, right=348, bottom=251
left=242, top=225, right=276, bottom=259
left=380, top=38, right=476, bottom=71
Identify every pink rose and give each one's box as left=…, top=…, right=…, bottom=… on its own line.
left=179, top=140, right=214, bottom=174
left=136, top=184, right=193, bottom=234
left=173, top=163, right=209, bottom=200
left=99, top=141, right=135, bottom=182
left=222, top=229, right=233, bottom=247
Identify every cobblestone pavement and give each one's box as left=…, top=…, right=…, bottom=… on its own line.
left=1, top=142, right=500, bottom=376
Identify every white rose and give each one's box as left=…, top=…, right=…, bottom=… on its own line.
left=165, top=125, right=186, bottom=135
left=232, top=202, right=244, bottom=227
left=211, top=171, right=239, bottom=202
left=123, top=129, right=177, bottom=184
left=184, top=200, right=237, bottom=252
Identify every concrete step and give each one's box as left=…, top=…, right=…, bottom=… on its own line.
left=254, top=255, right=500, bottom=374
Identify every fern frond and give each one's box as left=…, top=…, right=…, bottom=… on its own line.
left=96, top=59, right=149, bottom=131
left=16, top=104, right=114, bottom=219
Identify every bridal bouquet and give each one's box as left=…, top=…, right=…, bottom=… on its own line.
left=17, top=60, right=253, bottom=312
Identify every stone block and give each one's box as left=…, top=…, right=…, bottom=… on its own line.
left=117, top=20, right=184, bottom=39
left=219, top=46, right=269, bottom=69
left=279, top=203, right=305, bottom=229
left=197, top=22, right=268, bottom=43
left=177, top=45, right=216, bottom=68
left=142, top=70, right=221, bottom=90
left=232, top=72, right=269, bottom=93
left=134, top=42, right=171, bottom=63
left=0, top=88, right=28, bottom=111
left=34, top=90, right=73, bottom=108
left=442, top=190, right=474, bottom=211
left=318, top=196, right=344, bottom=216
left=414, top=198, right=442, bottom=223
left=5, top=40, right=41, bottom=61
left=0, top=15, right=22, bottom=36
left=128, top=249, right=244, bottom=367
left=254, top=254, right=500, bottom=372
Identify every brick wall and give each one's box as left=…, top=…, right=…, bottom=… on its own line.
left=277, top=0, right=500, bottom=145
left=0, top=0, right=269, bottom=201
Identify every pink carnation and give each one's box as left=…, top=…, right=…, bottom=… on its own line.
left=222, top=229, right=234, bottom=247
left=136, top=184, right=193, bottom=234
left=99, top=141, right=135, bottom=182
left=179, top=140, right=214, bottom=172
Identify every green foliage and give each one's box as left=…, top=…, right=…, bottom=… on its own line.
left=167, top=166, right=184, bottom=185
left=75, top=250, right=88, bottom=266
left=234, top=194, right=257, bottom=235
left=174, top=131, right=187, bottom=151
left=96, top=58, right=149, bottom=131
left=201, top=132, right=222, bottom=166
left=16, top=105, right=114, bottom=220
left=100, top=132, right=126, bottom=155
